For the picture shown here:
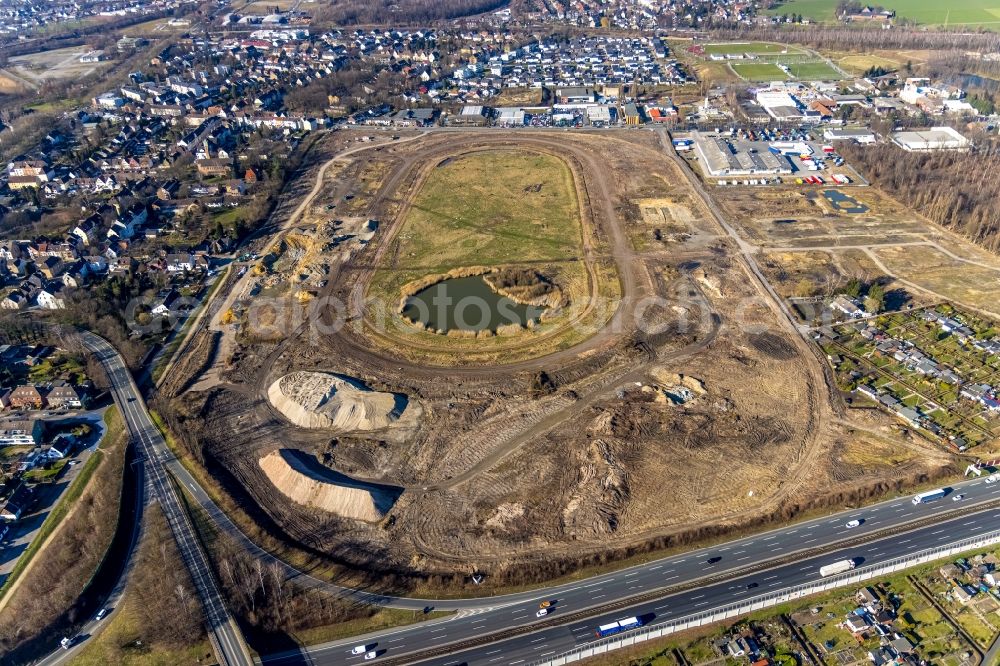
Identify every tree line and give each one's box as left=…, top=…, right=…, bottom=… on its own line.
left=711, top=24, right=1000, bottom=53
left=310, top=0, right=509, bottom=26
left=840, top=142, right=1000, bottom=254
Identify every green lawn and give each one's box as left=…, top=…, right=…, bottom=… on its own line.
left=731, top=62, right=790, bottom=81
left=765, top=0, right=1000, bottom=27
left=784, top=61, right=843, bottom=80
left=369, top=149, right=583, bottom=297
left=704, top=42, right=801, bottom=55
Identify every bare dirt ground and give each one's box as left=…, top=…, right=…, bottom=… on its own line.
left=160, top=129, right=954, bottom=584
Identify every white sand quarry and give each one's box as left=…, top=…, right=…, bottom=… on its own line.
left=259, top=449, right=396, bottom=522
left=267, top=371, right=406, bottom=431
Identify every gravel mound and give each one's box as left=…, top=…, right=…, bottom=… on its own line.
left=259, top=449, right=399, bottom=522
left=267, top=371, right=407, bottom=431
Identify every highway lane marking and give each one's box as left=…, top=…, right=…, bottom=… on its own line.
left=807, top=525, right=818, bottom=529
left=388, top=637, right=406, bottom=642
left=763, top=575, right=778, bottom=580
left=655, top=604, right=669, bottom=610
left=593, top=594, right=606, bottom=599
left=664, top=575, right=678, bottom=581
left=429, top=627, right=446, bottom=632
left=963, top=520, right=977, bottom=525
left=649, top=565, right=663, bottom=570
left=890, top=503, right=902, bottom=507
left=583, top=582, right=603, bottom=588
left=732, top=549, right=745, bottom=554
left=694, top=601, right=709, bottom=607
left=931, top=529, right=945, bottom=535
left=510, top=661, right=524, bottom=664
left=486, top=649, right=502, bottom=655
left=898, top=539, right=911, bottom=544
left=489, top=658, right=502, bottom=663
left=737, top=556, right=749, bottom=561
left=871, top=552, right=885, bottom=557
left=691, top=594, right=705, bottom=599
left=802, top=538, right=817, bottom=544
left=531, top=637, right=547, bottom=643
left=762, top=535, right=776, bottom=540
left=540, top=652, right=555, bottom=657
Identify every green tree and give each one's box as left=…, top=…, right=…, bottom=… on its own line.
left=865, top=284, right=885, bottom=313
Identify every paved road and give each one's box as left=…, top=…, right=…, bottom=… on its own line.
left=263, top=493, right=1000, bottom=665
left=0, top=440, right=97, bottom=588
left=79, top=333, right=254, bottom=666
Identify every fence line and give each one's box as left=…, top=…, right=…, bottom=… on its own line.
left=531, top=529, right=1000, bottom=666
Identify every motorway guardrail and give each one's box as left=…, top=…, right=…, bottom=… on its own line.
left=530, top=528, right=1000, bottom=665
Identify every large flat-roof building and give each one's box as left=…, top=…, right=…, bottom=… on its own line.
left=891, top=126, right=969, bottom=152
left=691, top=132, right=793, bottom=179
left=824, top=127, right=876, bottom=144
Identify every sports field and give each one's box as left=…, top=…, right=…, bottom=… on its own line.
left=765, top=0, right=1000, bottom=27
left=731, top=63, right=790, bottom=81
left=731, top=57, right=842, bottom=81
left=703, top=42, right=802, bottom=55
left=784, top=61, right=842, bottom=80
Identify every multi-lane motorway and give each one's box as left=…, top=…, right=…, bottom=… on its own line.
left=261, top=479, right=1000, bottom=665
left=45, top=334, right=1000, bottom=666
left=79, top=333, right=254, bottom=666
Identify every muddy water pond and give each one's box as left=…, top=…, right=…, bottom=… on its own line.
left=401, top=275, right=546, bottom=332
left=822, top=189, right=868, bottom=214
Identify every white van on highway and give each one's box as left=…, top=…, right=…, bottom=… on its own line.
left=351, top=645, right=369, bottom=655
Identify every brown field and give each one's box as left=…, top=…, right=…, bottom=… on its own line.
left=148, top=129, right=966, bottom=595
left=714, top=185, right=1000, bottom=317
left=8, top=46, right=112, bottom=84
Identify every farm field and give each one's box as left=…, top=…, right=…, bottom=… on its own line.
left=765, top=0, right=1000, bottom=27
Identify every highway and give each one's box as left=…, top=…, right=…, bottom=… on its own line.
left=263, top=496, right=1000, bottom=666
left=78, top=333, right=254, bottom=666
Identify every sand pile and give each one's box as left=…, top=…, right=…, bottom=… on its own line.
left=267, top=371, right=406, bottom=431
left=259, top=449, right=399, bottom=522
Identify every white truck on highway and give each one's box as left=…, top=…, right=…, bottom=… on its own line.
left=819, top=559, right=856, bottom=577
left=912, top=488, right=947, bottom=504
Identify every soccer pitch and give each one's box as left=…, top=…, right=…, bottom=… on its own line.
left=703, top=42, right=803, bottom=56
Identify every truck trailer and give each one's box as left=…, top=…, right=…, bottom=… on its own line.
left=819, top=559, right=856, bottom=577
left=912, top=488, right=947, bottom=504
left=595, top=616, right=643, bottom=638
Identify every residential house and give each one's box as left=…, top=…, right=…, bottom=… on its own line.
left=37, top=283, right=67, bottom=310
left=0, top=419, right=44, bottom=445
left=46, top=383, right=85, bottom=409
left=0, top=483, right=34, bottom=521
left=8, top=386, right=45, bottom=410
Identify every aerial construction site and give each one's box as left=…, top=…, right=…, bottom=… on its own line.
left=156, top=128, right=959, bottom=593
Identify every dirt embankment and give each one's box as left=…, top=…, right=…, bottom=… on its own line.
left=267, top=371, right=409, bottom=431
left=259, top=449, right=401, bottom=522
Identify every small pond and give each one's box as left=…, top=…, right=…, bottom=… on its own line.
left=401, top=275, right=546, bottom=333
left=822, top=189, right=869, bottom=214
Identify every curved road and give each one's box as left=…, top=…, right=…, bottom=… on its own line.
left=79, top=333, right=254, bottom=666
